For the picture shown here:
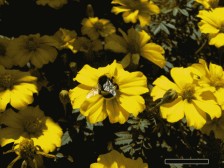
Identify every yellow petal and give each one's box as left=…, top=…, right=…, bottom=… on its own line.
left=160, top=97, right=184, bottom=122
left=80, top=94, right=107, bottom=123
left=119, top=53, right=131, bottom=68
left=209, top=62, right=223, bottom=78
left=0, top=109, right=23, bottom=129
left=116, top=71, right=149, bottom=95
left=105, top=34, right=128, bottom=53
left=198, top=22, right=219, bottom=34
left=75, top=65, right=99, bottom=87
left=119, top=95, right=145, bottom=117
left=123, top=10, right=139, bottom=23
left=184, top=101, right=206, bottom=129
left=111, top=6, right=130, bottom=15
left=193, top=99, right=221, bottom=119
left=209, top=33, right=224, bottom=48
left=106, top=99, right=129, bottom=124
left=69, top=84, right=94, bottom=109
left=170, top=67, right=193, bottom=89
left=0, top=89, right=10, bottom=112
left=0, top=127, right=24, bottom=146
left=214, top=88, right=224, bottom=108
left=139, top=30, right=151, bottom=46
left=138, top=14, right=150, bottom=27
left=141, top=43, right=166, bottom=68
left=197, top=10, right=220, bottom=29
left=10, top=86, right=35, bottom=110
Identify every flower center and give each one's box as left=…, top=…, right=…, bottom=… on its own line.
left=0, top=43, right=6, bottom=56
left=128, top=41, right=140, bottom=54
left=24, top=118, right=43, bottom=135
left=26, top=38, right=39, bottom=52
left=181, top=85, right=195, bottom=103
left=94, top=22, right=104, bottom=32
left=0, top=73, right=14, bottom=89
left=18, top=139, right=36, bottom=159
left=98, top=75, right=118, bottom=99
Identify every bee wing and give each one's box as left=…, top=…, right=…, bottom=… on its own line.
left=86, top=87, right=99, bottom=99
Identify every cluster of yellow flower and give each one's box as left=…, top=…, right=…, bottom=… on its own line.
left=196, top=0, right=224, bottom=48
left=0, top=0, right=224, bottom=167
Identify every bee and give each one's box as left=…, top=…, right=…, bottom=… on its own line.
left=86, top=75, right=117, bottom=99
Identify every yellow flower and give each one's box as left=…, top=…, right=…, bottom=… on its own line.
left=0, top=106, right=63, bottom=153
left=105, top=28, right=166, bottom=68
left=150, top=67, right=221, bottom=129
left=69, top=60, right=149, bottom=124
left=4, top=138, right=56, bottom=168
left=54, top=28, right=77, bottom=53
left=36, top=0, right=68, bottom=9
left=197, top=7, right=224, bottom=48
left=7, top=34, right=59, bottom=68
left=111, top=0, right=160, bottom=27
left=0, top=36, right=14, bottom=68
left=90, top=150, right=148, bottom=168
left=0, top=66, right=38, bottom=112
left=201, top=112, right=224, bottom=140
left=191, top=59, right=224, bottom=109
left=195, top=0, right=219, bottom=9
left=81, top=17, right=116, bottom=40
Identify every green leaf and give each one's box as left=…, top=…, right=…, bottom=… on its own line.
left=61, top=131, right=72, bottom=146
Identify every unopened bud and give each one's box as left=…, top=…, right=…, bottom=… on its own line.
left=161, top=89, right=178, bottom=104
left=86, top=4, right=94, bottom=17
left=59, top=90, right=70, bottom=105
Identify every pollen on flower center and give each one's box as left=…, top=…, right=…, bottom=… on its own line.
left=18, top=139, right=36, bottom=159
left=26, top=38, right=39, bottom=51
left=0, top=43, right=6, bottom=56
left=98, top=75, right=118, bottom=99
left=0, top=73, right=14, bottom=89
left=181, top=85, right=195, bottom=103
left=24, top=118, right=44, bottom=135
left=94, top=22, right=104, bottom=32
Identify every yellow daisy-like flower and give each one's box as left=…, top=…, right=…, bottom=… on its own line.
left=69, top=60, right=149, bottom=124
left=90, top=150, right=148, bottom=168
left=201, top=112, right=224, bottom=140
left=111, top=0, right=160, bottom=27
left=54, top=28, right=77, bottom=53
left=7, top=34, right=59, bottom=68
left=191, top=59, right=224, bottom=109
left=4, top=138, right=56, bottom=168
left=195, top=0, right=219, bottom=9
left=105, top=28, right=166, bottom=68
left=81, top=17, right=116, bottom=40
left=0, top=65, right=38, bottom=112
left=0, top=106, right=63, bottom=153
left=197, top=7, right=224, bottom=48
left=150, top=67, right=221, bottom=129
left=0, top=36, right=14, bottom=68
left=36, top=0, right=68, bottom=9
